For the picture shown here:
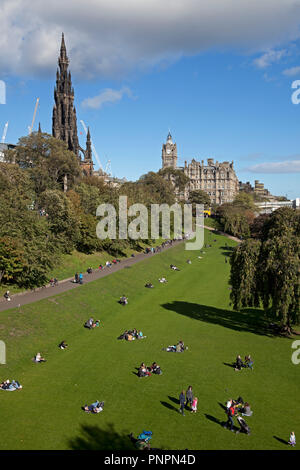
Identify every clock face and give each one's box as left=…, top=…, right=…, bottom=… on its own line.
left=166, top=148, right=171, bottom=155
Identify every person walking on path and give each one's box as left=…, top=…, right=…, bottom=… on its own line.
left=179, top=390, right=186, bottom=416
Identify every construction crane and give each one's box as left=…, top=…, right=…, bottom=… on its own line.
left=28, top=98, right=40, bottom=135
left=104, top=159, right=111, bottom=176
left=1, top=122, right=8, bottom=143
left=79, top=120, right=103, bottom=171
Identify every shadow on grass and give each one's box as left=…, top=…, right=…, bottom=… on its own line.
left=68, top=423, right=136, bottom=450
left=160, top=401, right=178, bottom=413
left=161, top=301, right=272, bottom=337
left=223, top=362, right=235, bottom=369
left=205, top=414, right=226, bottom=428
left=168, top=395, right=180, bottom=405
left=273, top=436, right=289, bottom=446
left=218, top=402, right=227, bottom=411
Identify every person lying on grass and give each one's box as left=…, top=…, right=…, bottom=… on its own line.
left=158, top=277, right=167, bottom=283
left=170, top=264, right=180, bottom=271
left=34, top=352, right=46, bottom=363
left=0, top=379, right=23, bottom=390
left=59, top=341, right=68, bottom=350
left=119, top=295, right=128, bottom=305
left=83, top=400, right=104, bottom=413
left=163, top=340, right=187, bottom=352
left=145, top=283, right=154, bottom=288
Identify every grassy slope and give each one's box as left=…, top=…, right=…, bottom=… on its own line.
left=0, top=239, right=163, bottom=297
left=0, top=230, right=298, bottom=450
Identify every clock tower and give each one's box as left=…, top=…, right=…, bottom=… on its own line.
left=162, top=131, right=177, bottom=169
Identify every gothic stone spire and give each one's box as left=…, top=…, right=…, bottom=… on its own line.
left=52, top=33, right=80, bottom=158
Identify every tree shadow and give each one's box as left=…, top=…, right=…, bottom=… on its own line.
left=161, top=301, right=272, bottom=337
left=68, top=423, right=136, bottom=450
left=160, top=401, right=178, bottom=413
left=273, top=436, right=289, bottom=446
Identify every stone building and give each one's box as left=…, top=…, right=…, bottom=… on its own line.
left=52, top=33, right=93, bottom=176
left=161, top=132, right=239, bottom=205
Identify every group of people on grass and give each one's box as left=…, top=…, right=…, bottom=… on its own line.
left=84, top=318, right=100, bottom=329
left=234, top=354, right=254, bottom=371
left=118, top=329, right=146, bottom=341
left=0, top=379, right=22, bottom=391
left=224, top=397, right=252, bottom=434
left=138, top=362, right=162, bottom=377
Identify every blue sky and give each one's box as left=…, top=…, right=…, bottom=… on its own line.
left=1, top=1, right=300, bottom=199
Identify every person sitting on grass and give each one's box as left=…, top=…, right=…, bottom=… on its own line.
left=87, top=267, right=93, bottom=274
left=158, top=277, right=167, bottom=283
left=244, top=355, right=254, bottom=370
left=84, top=318, right=94, bottom=329
left=234, top=355, right=244, bottom=371
left=240, top=402, right=253, bottom=417
left=83, top=400, right=104, bottom=413
left=288, top=432, right=296, bottom=447
left=59, top=341, right=68, bottom=350
left=98, top=264, right=104, bottom=270
left=92, top=319, right=100, bottom=328
left=150, top=362, right=162, bottom=375
left=34, top=352, right=46, bottom=363
left=137, top=330, right=146, bottom=339
left=119, top=295, right=128, bottom=305
left=176, top=340, right=187, bottom=352
left=145, top=282, right=154, bottom=288
left=106, top=261, right=112, bottom=267
left=186, top=259, right=192, bottom=264
left=138, top=363, right=151, bottom=377
left=4, top=291, right=11, bottom=301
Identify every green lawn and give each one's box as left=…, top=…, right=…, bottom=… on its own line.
left=0, top=230, right=298, bottom=450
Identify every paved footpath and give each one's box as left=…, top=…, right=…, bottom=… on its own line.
left=0, top=226, right=240, bottom=313
left=0, top=240, right=184, bottom=312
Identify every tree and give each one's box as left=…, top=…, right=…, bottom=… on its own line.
left=188, top=190, right=211, bottom=207
left=0, top=237, right=24, bottom=284
left=6, top=132, right=81, bottom=195
left=158, top=167, right=190, bottom=193
left=230, top=208, right=300, bottom=328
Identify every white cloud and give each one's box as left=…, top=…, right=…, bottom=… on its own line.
left=253, top=49, right=287, bottom=68
left=1, top=1, right=300, bottom=78
left=81, top=87, right=134, bottom=109
left=283, top=66, right=300, bottom=76
left=247, top=159, right=300, bottom=173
